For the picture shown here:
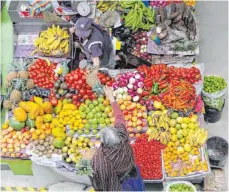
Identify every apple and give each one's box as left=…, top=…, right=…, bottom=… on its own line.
left=92, top=130, right=98, bottom=134
left=84, top=130, right=90, bottom=135
left=128, top=121, right=133, bottom=127
left=129, top=133, right=135, bottom=138
left=136, top=120, right=142, bottom=126
left=132, top=122, right=137, bottom=127
left=132, top=117, right=137, bottom=122
left=137, top=113, right=143, bottom=118
left=128, top=128, right=134, bottom=132
left=136, top=103, right=142, bottom=109
left=136, top=126, right=142, bottom=131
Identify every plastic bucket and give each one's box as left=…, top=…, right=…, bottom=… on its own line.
left=207, top=136, right=228, bottom=168
left=204, top=100, right=225, bottom=123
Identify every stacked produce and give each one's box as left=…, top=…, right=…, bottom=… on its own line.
left=29, top=135, right=61, bottom=158
left=61, top=136, right=99, bottom=164
left=3, top=58, right=35, bottom=110
left=28, top=58, right=57, bottom=89
left=1, top=126, right=32, bottom=158
left=113, top=71, right=145, bottom=102
left=162, top=113, right=209, bottom=177
left=132, top=134, right=164, bottom=179
left=32, top=25, right=70, bottom=56
left=130, top=31, right=152, bottom=62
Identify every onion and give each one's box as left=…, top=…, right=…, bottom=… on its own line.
left=137, top=88, right=143, bottom=94
left=118, top=88, right=124, bottom=94
left=135, top=74, right=141, bottom=79
left=113, top=84, right=118, bottom=90
left=133, top=96, right=139, bottom=102
left=128, top=89, right=134, bottom=94
left=127, top=83, right=133, bottom=89
left=123, top=87, right=128, bottom=93
left=139, top=77, right=144, bottom=82
left=140, top=100, right=145, bottom=105
left=129, top=77, right=136, bottom=84
left=145, top=100, right=151, bottom=106
left=137, top=82, right=144, bottom=88
left=117, top=94, right=123, bottom=99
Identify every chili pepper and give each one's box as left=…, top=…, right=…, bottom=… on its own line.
left=151, top=83, right=159, bottom=94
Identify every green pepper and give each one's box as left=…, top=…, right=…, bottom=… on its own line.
left=151, top=83, right=159, bottom=95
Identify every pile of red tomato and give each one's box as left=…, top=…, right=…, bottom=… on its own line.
left=28, top=59, right=57, bottom=89
left=132, top=134, right=165, bottom=180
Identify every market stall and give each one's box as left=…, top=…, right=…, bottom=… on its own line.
left=1, top=0, right=228, bottom=191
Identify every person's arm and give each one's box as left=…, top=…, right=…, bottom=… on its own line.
left=90, top=44, right=103, bottom=69
left=111, top=101, right=125, bottom=126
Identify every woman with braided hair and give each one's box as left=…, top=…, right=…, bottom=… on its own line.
left=79, top=86, right=145, bottom=191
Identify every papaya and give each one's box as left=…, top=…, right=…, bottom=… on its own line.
left=13, top=107, right=27, bottom=122
left=53, top=138, right=65, bottom=148
left=42, top=102, right=53, bottom=114
left=35, top=116, right=44, bottom=129
left=34, top=96, right=43, bottom=105
left=62, top=104, right=76, bottom=111
left=26, top=117, right=35, bottom=128
left=9, top=117, right=25, bottom=131
left=38, top=104, right=45, bottom=116
left=19, top=101, right=37, bottom=112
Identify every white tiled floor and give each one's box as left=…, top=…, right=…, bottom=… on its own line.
left=1, top=1, right=228, bottom=191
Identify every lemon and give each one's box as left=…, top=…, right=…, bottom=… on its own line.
left=181, top=123, right=188, bottom=129
left=177, top=146, right=184, bottom=154
left=170, top=127, right=177, bottom=134
left=182, top=129, right=188, bottom=137
left=171, top=135, right=178, bottom=142
left=184, top=144, right=191, bottom=152
left=79, top=123, right=84, bottom=129
left=183, top=117, right=191, bottom=124
left=153, top=101, right=162, bottom=109
left=190, top=115, right=198, bottom=123
left=176, top=117, right=183, bottom=123
left=188, top=123, right=195, bottom=129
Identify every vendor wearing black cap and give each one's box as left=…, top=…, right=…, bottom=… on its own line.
left=70, top=17, right=116, bottom=70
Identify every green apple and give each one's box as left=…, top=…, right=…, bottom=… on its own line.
left=69, top=130, right=75, bottom=136
left=96, top=134, right=101, bottom=139
left=79, top=105, right=86, bottom=112
left=85, top=99, right=92, bottom=105
left=85, top=108, right=90, bottom=114
left=92, top=130, right=98, bottom=134
left=91, top=123, right=98, bottom=129
left=95, top=106, right=101, bottom=112
left=92, top=118, right=98, bottom=124
left=98, top=104, right=105, bottom=111
left=102, top=113, right=108, bottom=118
left=88, top=119, right=94, bottom=124
left=105, top=118, right=110, bottom=124
left=175, top=124, right=181, bottom=129
left=95, top=112, right=102, bottom=119
left=84, top=123, right=91, bottom=130
left=93, top=100, right=99, bottom=106
left=99, top=118, right=105, bottom=124
left=104, top=106, right=111, bottom=113
left=84, top=130, right=90, bottom=135
left=87, top=113, right=94, bottom=119
left=100, top=123, right=106, bottom=128
left=89, top=104, right=94, bottom=109
left=80, top=113, right=87, bottom=119
left=91, top=108, right=97, bottom=114
left=77, top=130, right=83, bottom=135
left=98, top=97, right=104, bottom=103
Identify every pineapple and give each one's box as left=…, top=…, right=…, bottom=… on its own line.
left=17, top=57, right=32, bottom=79
left=9, top=79, right=26, bottom=103
left=3, top=88, right=12, bottom=110
left=86, top=67, right=104, bottom=96
left=6, top=59, right=19, bottom=81
left=26, top=79, right=35, bottom=89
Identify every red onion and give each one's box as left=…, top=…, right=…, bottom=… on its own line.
left=137, top=82, right=144, bottom=88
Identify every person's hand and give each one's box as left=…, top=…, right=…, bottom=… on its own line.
left=103, top=85, right=115, bottom=103
left=69, top=25, right=75, bottom=34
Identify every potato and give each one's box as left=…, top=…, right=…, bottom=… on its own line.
left=58, top=149, right=62, bottom=154
left=54, top=149, right=59, bottom=154
left=34, top=140, right=39, bottom=145
left=50, top=145, right=55, bottom=150
left=46, top=154, right=52, bottom=158
left=38, top=152, right=43, bottom=157
left=33, top=150, right=39, bottom=154
left=40, top=146, right=45, bottom=152
left=44, top=142, right=49, bottom=147
left=43, top=151, right=47, bottom=155
left=48, top=150, right=53, bottom=154
left=39, top=140, right=44, bottom=145
left=45, top=137, right=50, bottom=142
left=62, top=153, right=67, bottom=158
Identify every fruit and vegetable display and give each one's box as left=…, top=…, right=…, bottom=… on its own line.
left=1, top=0, right=215, bottom=185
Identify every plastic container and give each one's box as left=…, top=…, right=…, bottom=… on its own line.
left=204, top=101, right=225, bottom=123
left=165, top=181, right=197, bottom=192
left=206, top=136, right=228, bottom=168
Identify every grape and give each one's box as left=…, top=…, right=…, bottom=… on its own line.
left=203, top=76, right=227, bottom=93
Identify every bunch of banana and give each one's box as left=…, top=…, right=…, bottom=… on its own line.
left=189, top=128, right=208, bottom=147
left=96, top=1, right=118, bottom=12
left=151, top=110, right=170, bottom=131
left=121, top=1, right=156, bottom=31
left=32, top=25, right=70, bottom=56
left=147, top=127, right=171, bottom=145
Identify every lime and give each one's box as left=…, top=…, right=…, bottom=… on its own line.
left=171, top=112, right=179, bottom=119
left=93, top=100, right=99, bottom=106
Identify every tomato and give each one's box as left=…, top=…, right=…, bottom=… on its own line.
left=106, top=81, right=113, bottom=87
left=72, top=95, right=78, bottom=101
left=78, top=80, right=83, bottom=85
left=83, top=95, right=89, bottom=100
left=79, top=89, right=86, bottom=95
left=50, top=98, right=58, bottom=106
